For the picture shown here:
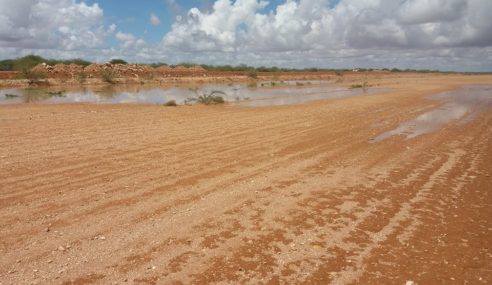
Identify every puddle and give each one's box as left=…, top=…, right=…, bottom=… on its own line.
left=0, top=80, right=382, bottom=107
left=232, top=87, right=382, bottom=107
left=371, top=85, right=492, bottom=142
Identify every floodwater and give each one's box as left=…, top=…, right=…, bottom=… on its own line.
left=371, top=85, right=492, bottom=142
left=232, top=87, right=381, bottom=107
left=0, top=80, right=381, bottom=107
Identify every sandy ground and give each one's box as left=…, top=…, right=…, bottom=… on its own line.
left=0, top=73, right=491, bottom=285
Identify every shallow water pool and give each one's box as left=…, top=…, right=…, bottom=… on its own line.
left=0, top=80, right=381, bottom=107
left=371, top=85, right=492, bottom=142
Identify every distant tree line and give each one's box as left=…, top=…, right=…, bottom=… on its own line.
left=0, top=54, right=488, bottom=74
left=0, top=55, right=91, bottom=72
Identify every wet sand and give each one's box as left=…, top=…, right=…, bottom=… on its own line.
left=0, top=73, right=491, bottom=284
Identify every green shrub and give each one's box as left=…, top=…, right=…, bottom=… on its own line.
left=4, top=93, right=19, bottom=98
left=247, top=69, right=257, bottom=79
left=101, top=69, right=116, bottom=83
left=110, top=59, right=127, bottom=64
left=14, top=55, right=45, bottom=71
left=184, top=98, right=197, bottom=105
left=47, top=91, right=64, bottom=97
left=20, top=68, right=46, bottom=83
left=196, top=91, right=225, bottom=105
left=350, top=81, right=368, bottom=89
left=65, top=58, right=91, bottom=67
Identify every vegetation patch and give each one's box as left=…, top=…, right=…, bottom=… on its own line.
left=47, top=91, right=65, bottom=97
left=20, top=68, right=47, bottom=84
left=350, top=81, right=369, bottom=89
left=100, top=69, right=116, bottom=83
left=197, top=93, right=225, bottom=105
left=110, top=59, right=128, bottom=65
left=0, top=55, right=90, bottom=71
left=163, top=100, right=177, bottom=107
left=247, top=69, right=258, bottom=79
left=4, top=93, right=19, bottom=98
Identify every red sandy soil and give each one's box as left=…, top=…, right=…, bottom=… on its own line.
left=0, top=73, right=491, bottom=284
left=0, top=71, right=18, bottom=80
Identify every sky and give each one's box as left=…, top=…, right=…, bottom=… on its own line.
left=0, top=0, right=491, bottom=71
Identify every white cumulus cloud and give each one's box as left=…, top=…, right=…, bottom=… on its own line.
left=160, top=0, right=492, bottom=70
left=115, top=32, right=145, bottom=49
left=150, top=13, right=161, bottom=26
left=108, top=23, right=117, bottom=34
left=0, top=0, right=106, bottom=50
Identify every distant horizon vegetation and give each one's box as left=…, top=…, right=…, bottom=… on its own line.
left=0, top=54, right=490, bottom=75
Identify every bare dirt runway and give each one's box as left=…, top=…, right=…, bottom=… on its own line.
left=0, top=74, right=491, bottom=284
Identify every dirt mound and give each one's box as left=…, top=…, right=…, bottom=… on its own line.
left=188, top=65, right=206, bottom=72
left=29, top=62, right=209, bottom=80
left=110, top=64, right=156, bottom=77
left=31, top=63, right=51, bottom=75
left=30, top=63, right=86, bottom=78
left=68, top=64, right=84, bottom=73
left=50, top=64, right=83, bottom=77
left=173, top=65, right=190, bottom=71
left=52, top=63, right=66, bottom=72
left=84, top=64, right=103, bottom=74
left=156, top=65, right=172, bottom=71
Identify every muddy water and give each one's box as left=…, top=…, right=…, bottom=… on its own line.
left=371, top=85, right=492, bottom=142
left=232, top=87, right=382, bottom=107
left=0, top=80, right=381, bottom=106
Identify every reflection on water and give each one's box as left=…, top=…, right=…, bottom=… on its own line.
left=233, top=87, right=380, bottom=107
left=1, top=80, right=381, bottom=107
left=371, top=85, right=492, bottom=142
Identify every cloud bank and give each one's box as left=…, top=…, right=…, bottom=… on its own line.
left=0, top=0, right=106, bottom=50
left=161, top=0, right=492, bottom=70
left=0, top=0, right=491, bottom=71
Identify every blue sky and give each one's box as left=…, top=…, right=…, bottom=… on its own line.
left=84, top=0, right=178, bottom=45
left=85, top=0, right=341, bottom=47
left=0, top=0, right=491, bottom=71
